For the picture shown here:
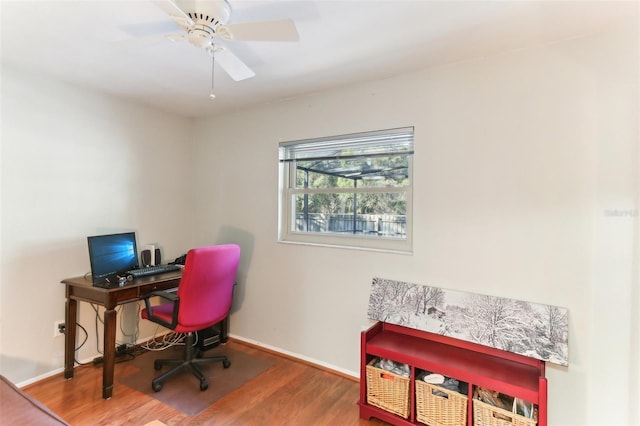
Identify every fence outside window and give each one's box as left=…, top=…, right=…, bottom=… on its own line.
left=295, top=213, right=406, bottom=237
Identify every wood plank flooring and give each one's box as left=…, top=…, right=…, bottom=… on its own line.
left=22, top=340, right=388, bottom=425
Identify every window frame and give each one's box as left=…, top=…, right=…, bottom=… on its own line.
left=278, top=127, right=414, bottom=254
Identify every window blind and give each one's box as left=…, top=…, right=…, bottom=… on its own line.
left=279, top=127, right=414, bottom=162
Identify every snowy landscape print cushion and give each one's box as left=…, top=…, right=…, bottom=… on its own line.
left=367, top=277, right=569, bottom=366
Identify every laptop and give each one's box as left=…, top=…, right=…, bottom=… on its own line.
left=87, top=232, right=139, bottom=285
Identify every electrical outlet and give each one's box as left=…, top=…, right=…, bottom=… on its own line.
left=54, top=320, right=65, bottom=337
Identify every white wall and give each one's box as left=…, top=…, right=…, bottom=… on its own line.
left=0, top=66, right=195, bottom=383
left=192, top=26, right=639, bottom=425
left=0, top=17, right=637, bottom=426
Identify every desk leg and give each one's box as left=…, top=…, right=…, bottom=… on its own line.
left=102, top=308, right=117, bottom=399
left=64, top=298, right=77, bottom=379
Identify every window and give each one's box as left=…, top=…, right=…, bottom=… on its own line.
left=278, top=127, right=414, bottom=253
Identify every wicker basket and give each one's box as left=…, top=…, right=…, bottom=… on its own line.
left=365, top=358, right=410, bottom=418
left=473, top=398, right=537, bottom=426
left=416, top=380, right=468, bottom=426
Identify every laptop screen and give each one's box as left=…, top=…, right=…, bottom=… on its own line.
left=87, top=232, right=139, bottom=283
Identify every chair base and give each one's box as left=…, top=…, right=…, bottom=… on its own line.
left=151, top=332, right=231, bottom=392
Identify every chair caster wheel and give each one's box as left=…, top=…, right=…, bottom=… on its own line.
left=223, top=359, right=231, bottom=369
left=200, top=380, right=208, bottom=391
left=153, top=361, right=162, bottom=371
left=152, top=381, right=162, bottom=392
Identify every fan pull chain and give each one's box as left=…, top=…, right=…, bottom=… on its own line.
left=209, top=50, right=216, bottom=100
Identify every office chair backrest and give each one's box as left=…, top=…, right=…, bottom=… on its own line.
left=176, top=244, right=241, bottom=330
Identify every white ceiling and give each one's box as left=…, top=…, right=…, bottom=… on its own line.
left=1, top=0, right=637, bottom=118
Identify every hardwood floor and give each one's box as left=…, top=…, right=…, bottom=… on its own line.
left=23, top=340, right=388, bottom=425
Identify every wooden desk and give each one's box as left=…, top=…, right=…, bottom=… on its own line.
left=61, top=271, right=182, bottom=399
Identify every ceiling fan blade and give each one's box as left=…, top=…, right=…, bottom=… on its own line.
left=163, top=0, right=194, bottom=24
left=118, top=20, right=183, bottom=38
left=165, top=33, right=187, bottom=42
left=222, top=18, right=299, bottom=42
left=171, top=15, right=194, bottom=30
left=213, top=46, right=255, bottom=81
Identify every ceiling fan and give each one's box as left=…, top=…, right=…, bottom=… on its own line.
left=159, top=0, right=299, bottom=82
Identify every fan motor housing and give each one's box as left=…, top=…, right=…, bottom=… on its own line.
left=183, top=0, right=231, bottom=25
left=183, top=0, right=231, bottom=47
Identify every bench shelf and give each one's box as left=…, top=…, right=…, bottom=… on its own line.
left=359, top=321, right=547, bottom=426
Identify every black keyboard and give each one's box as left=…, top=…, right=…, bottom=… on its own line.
left=127, top=264, right=181, bottom=278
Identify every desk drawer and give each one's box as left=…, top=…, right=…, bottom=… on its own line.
left=114, top=287, right=140, bottom=303
left=139, top=282, right=179, bottom=298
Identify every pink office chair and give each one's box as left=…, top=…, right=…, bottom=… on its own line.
left=141, top=244, right=240, bottom=392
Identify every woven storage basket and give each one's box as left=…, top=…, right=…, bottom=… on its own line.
left=365, top=358, right=410, bottom=419
left=416, top=380, right=468, bottom=426
left=473, top=398, right=537, bottom=426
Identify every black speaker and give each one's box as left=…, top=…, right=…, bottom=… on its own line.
left=141, top=249, right=152, bottom=267
left=154, top=248, right=161, bottom=265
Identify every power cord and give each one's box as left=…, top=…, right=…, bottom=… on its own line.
left=119, top=302, right=140, bottom=345
left=141, top=328, right=185, bottom=351
left=91, top=304, right=104, bottom=355
left=72, top=322, right=91, bottom=366
left=77, top=302, right=183, bottom=367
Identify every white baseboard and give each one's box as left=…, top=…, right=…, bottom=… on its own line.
left=229, top=333, right=359, bottom=380
left=16, top=353, right=100, bottom=388
left=16, top=333, right=359, bottom=388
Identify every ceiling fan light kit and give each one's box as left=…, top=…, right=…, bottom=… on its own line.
left=187, top=25, right=214, bottom=48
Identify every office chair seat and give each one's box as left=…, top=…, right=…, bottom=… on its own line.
left=141, top=244, right=240, bottom=392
